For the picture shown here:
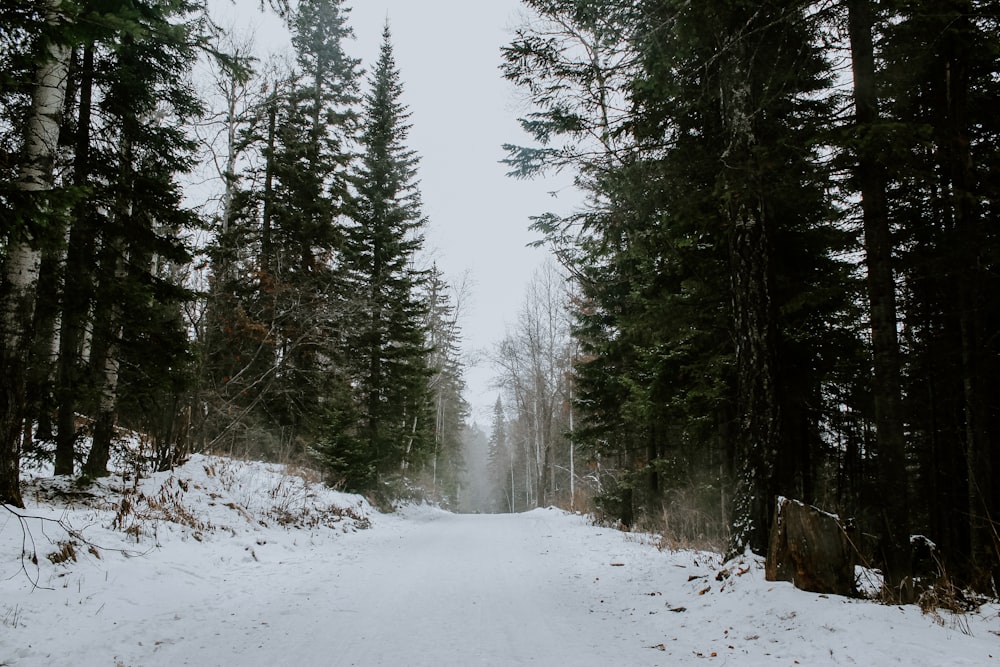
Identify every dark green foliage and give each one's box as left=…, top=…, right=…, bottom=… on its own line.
left=877, top=0, right=1000, bottom=580
left=505, top=0, right=999, bottom=584
left=319, top=24, right=434, bottom=490
left=190, top=8, right=459, bottom=500
left=259, top=0, right=360, bottom=447
left=0, top=0, right=210, bottom=491
left=78, top=0, right=205, bottom=477
left=2, top=0, right=465, bottom=506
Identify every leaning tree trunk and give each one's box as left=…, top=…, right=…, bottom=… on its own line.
left=82, top=133, right=131, bottom=479
left=82, top=233, right=125, bottom=479
left=0, top=1, right=71, bottom=506
left=847, top=0, right=911, bottom=598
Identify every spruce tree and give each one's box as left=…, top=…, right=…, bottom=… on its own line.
left=879, top=0, right=1000, bottom=581
left=846, top=0, right=911, bottom=596
left=487, top=396, right=510, bottom=512
left=266, top=0, right=360, bottom=448
left=505, top=0, right=857, bottom=550
left=326, top=23, right=433, bottom=492
left=423, top=266, right=468, bottom=506
left=80, top=0, right=205, bottom=477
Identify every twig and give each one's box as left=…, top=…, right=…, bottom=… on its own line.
left=3, top=503, right=152, bottom=590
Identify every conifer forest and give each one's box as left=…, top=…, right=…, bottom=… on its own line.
left=2, top=0, right=998, bottom=601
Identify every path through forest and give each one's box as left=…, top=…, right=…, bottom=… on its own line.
left=304, top=509, right=665, bottom=665
left=3, top=457, right=997, bottom=666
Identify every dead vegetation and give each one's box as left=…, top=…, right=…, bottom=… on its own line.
left=6, top=454, right=373, bottom=592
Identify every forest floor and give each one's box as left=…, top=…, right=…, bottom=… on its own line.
left=1, top=454, right=998, bottom=666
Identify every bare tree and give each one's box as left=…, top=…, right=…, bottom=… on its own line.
left=493, top=260, right=574, bottom=509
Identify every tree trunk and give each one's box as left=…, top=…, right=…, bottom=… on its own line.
left=935, top=3, right=992, bottom=573
left=728, top=198, right=782, bottom=557
left=83, top=131, right=131, bottom=479
left=847, top=0, right=911, bottom=597
left=0, top=1, right=71, bottom=505
left=26, top=244, right=61, bottom=445
left=82, top=234, right=124, bottom=478
left=568, top=376, right=575, bottom=511
left=766, top=497, right=857, bottom=597
left=55, top=40, right=96, bottom=476
left=261, top=90, right=277, bottom=276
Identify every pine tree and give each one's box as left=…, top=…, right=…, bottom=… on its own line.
left=325, top=23, right=432, bottom=492
left=505, top=0, right=857, bottom=549
left=422, top=266, right=468, bottom=506
left=846, top=0, right=911, bottom=596
left=266, top=0, right=360, bottom=448
left=79, top=0, right=205, bottom=477
left=878, top=0, right=1000, bottom=582
left=487, top=396, right=511, bottom=512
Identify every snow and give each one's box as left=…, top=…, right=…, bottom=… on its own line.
left=3, top=456, right=998, bottom=666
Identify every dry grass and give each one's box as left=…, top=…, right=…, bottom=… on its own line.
left=644, top=486, right=729, bottom=554
left=111, top=475, right=211, bottom=541
left=2, top=604, right=23, bottom=629
left=46, top=540, right=78, bottom=564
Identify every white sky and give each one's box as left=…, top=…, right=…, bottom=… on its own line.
left=209, top=0, right=578, bottom=424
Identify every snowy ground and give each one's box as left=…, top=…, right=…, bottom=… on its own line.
left=2, top=455, right=998, bottom=666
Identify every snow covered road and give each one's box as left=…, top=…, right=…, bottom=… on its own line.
left=3, top=458, right=999, bottom=666
left=324, top=509, right=666, bottom=666
left=5, top=505, right=684, bottom=666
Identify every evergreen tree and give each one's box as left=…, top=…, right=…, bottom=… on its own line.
left=318, top=24, right=432, bottom=492
left=422, top=266, right=468, bottom=506
left=505, top=0, right=857, bottom=552
left=487, top=395, right=511, bottom=512
left=846, top=0, right=911, bottom=595
left=3, top=0, right=210, bottom=490
left=80, top=0, right=205, bottom=477
left=878, top=0, right=1000, bottom=582
left=266, top=0, right=360, bottom=448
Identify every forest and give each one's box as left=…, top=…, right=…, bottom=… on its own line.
left=1, top=0, right=998, bottom=604
left=1, top=0, right=471, bottom=509
left=492, top=0, right=1000, bottom=599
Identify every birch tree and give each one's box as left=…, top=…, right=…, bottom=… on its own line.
left=494, top=260, right=574, bottom=508
left=0, top=0, right=70, bottom=505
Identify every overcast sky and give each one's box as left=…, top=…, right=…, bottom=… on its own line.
left=209, top=0, right=578, bottom=425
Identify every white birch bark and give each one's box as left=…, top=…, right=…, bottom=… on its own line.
left=2, top=1, right=71, bottom=353
left=1, top=0, right=71, bottom=505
